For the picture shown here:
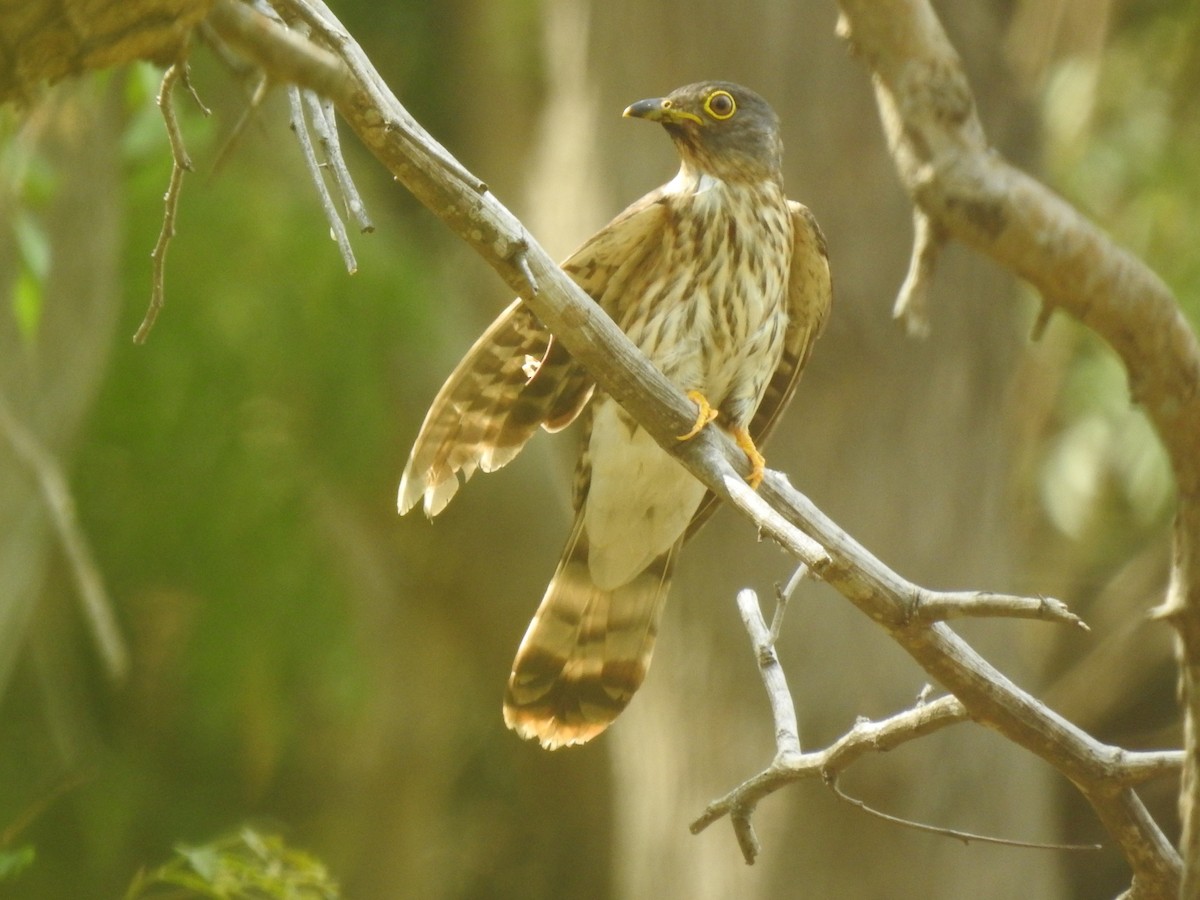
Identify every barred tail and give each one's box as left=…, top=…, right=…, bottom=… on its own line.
left=503, top=515, right=677, bottom=749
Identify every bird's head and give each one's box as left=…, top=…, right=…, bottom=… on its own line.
left=623, top=81, right=783, bottom=184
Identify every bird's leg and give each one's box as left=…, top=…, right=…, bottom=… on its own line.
left=732, top=426, right=766, bottom=489
left=677, top=390, right=718, bottom=441
left=676, top=393, right=764, bottom=487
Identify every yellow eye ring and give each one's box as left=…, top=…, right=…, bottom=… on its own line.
left=704, top=90, right=736, bottom=120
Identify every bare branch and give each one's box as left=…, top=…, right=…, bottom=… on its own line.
left=134, top=62, right=197, bottom=345
left=738, top=588, right=801, bottom=757
left=690, top=695, right=968, bottom=846
left=893, top=207, right=942, bottom=337
left=267, top=0, right=371, bottom=265
left=835, top=2, right=1198, bottom=893
left=825, top=776, right=1102, bottom=853
left=910, top=590, right=1088, bottom=630
left=311, top=95, right=373, bottom=234
left=288, top=83, right=356, bottom=273
left=0, top=393, right=127, bottom=682
left=768, top=565, right=807, bottom=644
left=1108, top=750, right=1185, bottom=789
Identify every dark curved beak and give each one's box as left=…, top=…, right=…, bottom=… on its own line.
left=623, top=97, right=668, bottom=120
left=623, top=97, right=702, bottom=125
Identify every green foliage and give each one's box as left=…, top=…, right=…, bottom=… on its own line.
left=124, top=828, right=339, bottom=900
left=0, top=844, right=35, bottom=882
left=3, top=47, right=447, bottom=897
left=1030, top=3, right=1196, bottom=548
left=1, top=108, right=57, bottom=342
left=1043, top=1, right=1200, bottom=322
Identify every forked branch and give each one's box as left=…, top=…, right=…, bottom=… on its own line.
left=836, top=1, right=1199, bottom=894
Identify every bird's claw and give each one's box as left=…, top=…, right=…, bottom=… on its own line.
left=677, top=390, right=718, bottom=441
left=733, top=427, right=766, bottom=489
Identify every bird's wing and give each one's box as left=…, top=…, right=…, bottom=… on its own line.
left=398, top=300, right=560, bottom=516
left=559, top=185, right=671, bottom=322
left=398, top=189, right=671, bottom=518
left=686, top=200, right=831, bottom=538
left=748, top=201, right=832, bottom=444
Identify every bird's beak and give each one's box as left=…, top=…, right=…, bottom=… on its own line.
left=623, top=97, right=703, bottom=125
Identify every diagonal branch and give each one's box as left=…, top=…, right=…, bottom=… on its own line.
left=0, top=393, right=127, bottom=682
left=204, top=1, right=1183, bottom=894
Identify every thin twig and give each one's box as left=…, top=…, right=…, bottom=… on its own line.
left=210, top=73, right=269, bottom=175
left=1108, top=749, right=1185, bottom=787
left=893, top=207, right=942, bottom=337
left=278, top=0, right=490, bottom=195
left=730, top=809, right=759, bottom=865
left=825, top=775, right=1103, bottom=852
left=769, top=563, right=809, bottom=643
left=134, top=62, right=193, bottom=345
left=690, top=695, right=970, bottom=852
left=910, top=590, right=1088, bottom=630
left=0, top=769, right=94, bottom=847
left=307, top=93, right=373, bottom=233
left=714, top=589, right=1088, bottom=863
left=1030, top=299, right=1056, bottom=342
left=288, top=84, right=356, bottom=272
left=780, top=562, right=810, bottom=604
left=0, top=394, right=127, bottom=682
left=178, top=64, right=212, bottom=116
left=513, top=241, right=540, bottom=296
left=739, top=589, right=801, bottom=757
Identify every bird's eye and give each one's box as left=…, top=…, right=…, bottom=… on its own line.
left=704, top=90, right=736, bottom=120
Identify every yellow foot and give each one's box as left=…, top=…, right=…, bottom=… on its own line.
left=733, top=427, right=766, bottom=489
left=677, top=390, right=718, bottom=441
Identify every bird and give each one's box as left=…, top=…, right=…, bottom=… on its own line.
left=398, top=81, right=831, bottom=749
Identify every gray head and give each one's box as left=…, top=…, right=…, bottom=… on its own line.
left=623, top=81, right=784, bottom=184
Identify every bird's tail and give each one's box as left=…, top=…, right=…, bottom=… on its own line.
left=503, top=516, right=677, bottom=749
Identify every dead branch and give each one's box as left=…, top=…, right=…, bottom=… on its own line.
left=690, top=689, right=970, bottom=855
left=288, top=82, right=357, bottom=272
left=837, top=1, right=1200, bottom=894
left=892, top=207, right=942, bottom=337
left=698, top=586, right=1177, bottom=864
left=134, top=62, right=203, bottom=345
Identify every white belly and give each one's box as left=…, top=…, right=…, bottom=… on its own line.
left=584, top=173, right=792, bottom=589
left=584, top=399, right=708, bottom=589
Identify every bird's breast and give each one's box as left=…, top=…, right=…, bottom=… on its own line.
left=616, top=178, right=793, bottom=411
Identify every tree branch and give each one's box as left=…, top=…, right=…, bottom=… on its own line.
left=0, top=392, right=127, bottom=682
left=690, top=690, right=969, bottom=854
left=134, top=61, right=200, bottom=345
left=836, top=1, right=1200, bottom=894
left=202, top=1, right=1185, bottom=893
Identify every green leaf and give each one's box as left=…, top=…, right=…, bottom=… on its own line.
left=14, top=211, right=51, bottom=280
left=0, top=845, right=35, bottom=881
left=127, top=829, right=341, bottom=899
left=12, top=270, right=42, bottom=342
left=178, top=843, right=222, bottom=882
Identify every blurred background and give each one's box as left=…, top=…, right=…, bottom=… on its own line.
left=1, top=0, right=1197, bottom=896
